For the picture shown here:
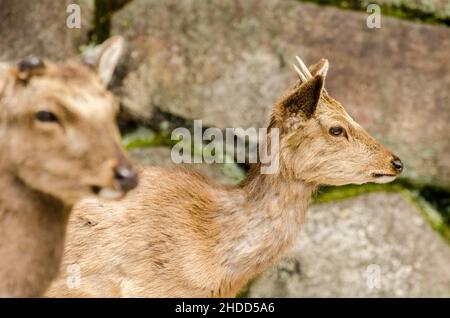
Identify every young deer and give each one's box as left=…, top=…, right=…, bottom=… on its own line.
left=47, top=57, right=403, bottom=298
left=0, top=36, right=138, bottom=297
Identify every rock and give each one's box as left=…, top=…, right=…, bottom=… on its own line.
left=248, top=192, right=450, bottom=297
left=112, top=0, right=450, bottom=189
left=0, top=0, right=92, bottom=61
left=129, top=146, right=239, bottom=185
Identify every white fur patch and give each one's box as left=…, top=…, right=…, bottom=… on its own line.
left=373, top=175, right=396, bottom=184
left=99, top=188, right=123, bottom=200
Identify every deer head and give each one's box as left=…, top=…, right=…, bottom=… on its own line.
left=0, top=36, right=138, bottom=204
left=270, top=57, right=403, bottom=186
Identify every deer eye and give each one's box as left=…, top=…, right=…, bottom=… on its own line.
left=35, top=111, right=59, bottom=123
left=329, top=126, right=345, bottom=137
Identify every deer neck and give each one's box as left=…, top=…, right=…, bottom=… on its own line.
left=0, top=169, right=71, bottom=297
left=216, top=164, right=316, bottom=282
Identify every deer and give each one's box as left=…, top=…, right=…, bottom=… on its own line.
left=0, top=36, right=139, bottom=297
left=47, top=57, right=403, bottom=298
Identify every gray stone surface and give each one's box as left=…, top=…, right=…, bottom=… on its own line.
left=248, top=192, right=450, bottom=297
left=0, top=0, right=91, bottom=61
left=112, top=0, right=450, bottom=189
left=129, top=146, right=237, bottom=185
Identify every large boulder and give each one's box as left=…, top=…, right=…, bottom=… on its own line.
left=112, top=0, right=450, bottom=189
left=248, top=192, right=450, bottom=297
left=0, top=0, right=91, bottom=61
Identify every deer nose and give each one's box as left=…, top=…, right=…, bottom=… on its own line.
left=114, top=166, right=138, bottom=192
left=391, top=156, right=404, bottom=174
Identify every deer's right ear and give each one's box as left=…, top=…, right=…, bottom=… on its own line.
left=82, top=36, right=124, bottom=86
left=281, top=74, right=324, bottom=120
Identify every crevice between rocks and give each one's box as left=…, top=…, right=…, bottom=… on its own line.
left=91, top=0, right=133, bottom=44
left=299, top=0, right=450, bottom=27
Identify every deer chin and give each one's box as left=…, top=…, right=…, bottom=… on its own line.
left=371, top=173, right=397, bottom=184
left=91, top=185, right=125, bottom=201
left=99, top=188, right=125, bottom=200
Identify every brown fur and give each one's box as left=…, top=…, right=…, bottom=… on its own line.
left=0, top=37, right=137, bottom=297
left=47, top=58, right=402, bottom=298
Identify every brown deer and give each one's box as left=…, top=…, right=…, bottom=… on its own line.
left=0, top=36, right=138, bottom=297
left=47, top=57, right=403, bottom=298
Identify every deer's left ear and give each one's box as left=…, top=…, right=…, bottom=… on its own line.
left=282, top=74, right=324, bottom=120
left=82, top=36, right=124, bottom=86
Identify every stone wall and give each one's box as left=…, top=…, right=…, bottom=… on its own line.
left=0, top=0, right=448, bottom=298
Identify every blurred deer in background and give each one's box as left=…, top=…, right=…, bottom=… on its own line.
left=47, top=57, right=403, bottom=298
left=0, top=36, right=138, bottom=297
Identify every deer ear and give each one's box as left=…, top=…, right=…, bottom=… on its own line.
left=82, top=36, right=124, bottom=86
left=309, top=58, right=329, bottom=77
left=282, top=74, right=324, bottom=120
